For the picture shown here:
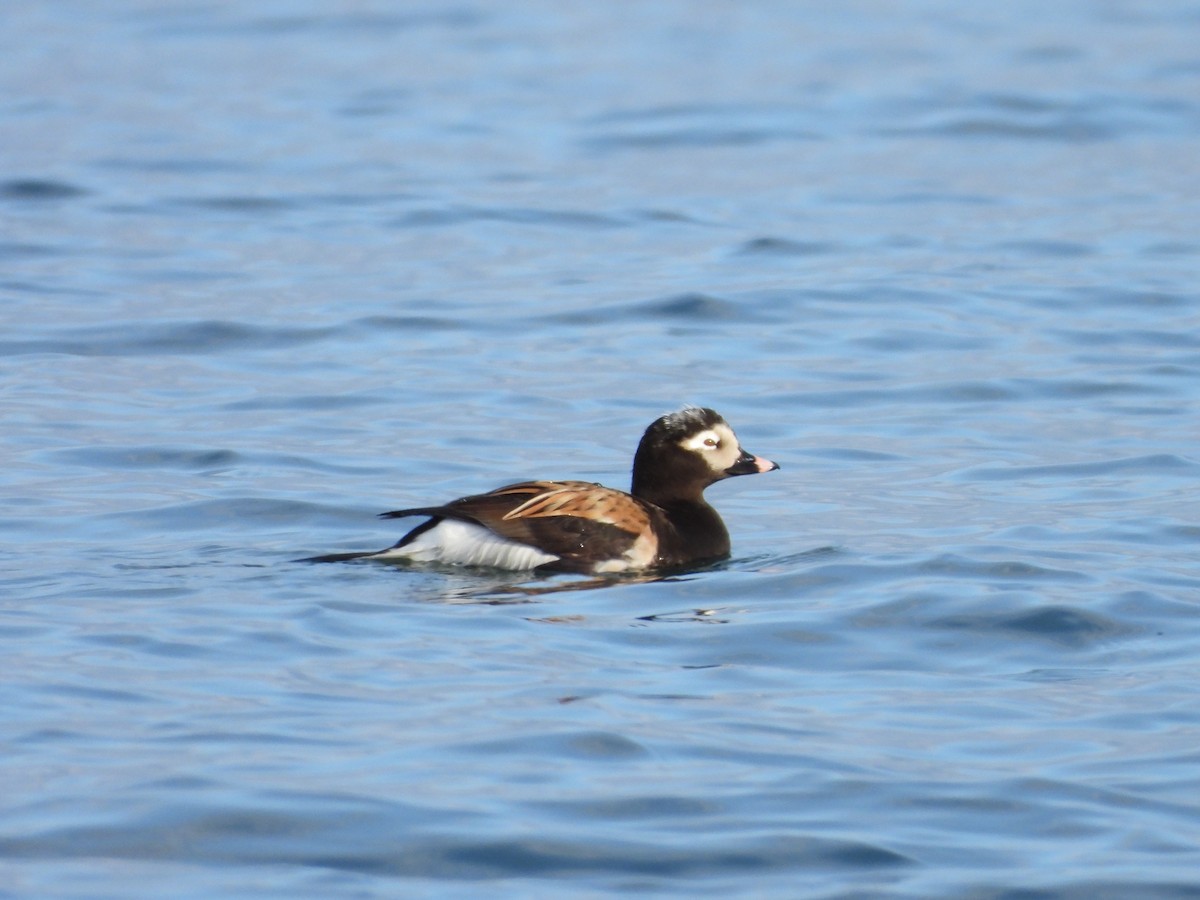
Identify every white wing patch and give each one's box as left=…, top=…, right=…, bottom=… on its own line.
left=371, top=519, right=559, bottom=570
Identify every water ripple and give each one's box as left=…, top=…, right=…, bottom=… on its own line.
left=876, top=91, right=1198, bottom=141
left=393, top=206, right=626, bottom=230
left=0, top=320, right=333, bottom=357
left=933, top=604, right=1132, bottom=648
left=45, top=446, right=380, bottom=476
left=0, top=813, right=912, bottom=880
left=0, top=178, right=90, bottom=200
left=964, top=454, right=1200, bottom=481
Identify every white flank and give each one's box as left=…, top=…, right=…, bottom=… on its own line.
left=593, top=531, right=658, bottom=574
left=370, top=519, right=559, bottom=570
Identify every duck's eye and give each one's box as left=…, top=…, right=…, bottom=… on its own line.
left=683, top=430, right=725, bottom=452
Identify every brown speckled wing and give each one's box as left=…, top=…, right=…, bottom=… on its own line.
left=499, top=481, right=653, bottom=530
left=389, top=480, right=658, bottom=571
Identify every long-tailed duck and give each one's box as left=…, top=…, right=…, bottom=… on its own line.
left=306, top=406, right=778, bottom=573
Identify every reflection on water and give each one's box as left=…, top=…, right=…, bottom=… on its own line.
left=421, top=572, right=655, bottom=606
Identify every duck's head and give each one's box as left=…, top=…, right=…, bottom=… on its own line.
left=631, top=406, right=779, bottom=503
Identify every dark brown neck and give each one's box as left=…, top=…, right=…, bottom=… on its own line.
left=647, top=495, right=731, bottom=564
left=630, top=456, right=708, bottom=507
left=631, top=479, right=702, bottom=507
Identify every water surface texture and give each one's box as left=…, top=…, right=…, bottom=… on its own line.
left=3, top=2, right=1200, bottom=897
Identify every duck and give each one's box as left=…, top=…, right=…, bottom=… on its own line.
left=305, top=406, right=778, bottom=573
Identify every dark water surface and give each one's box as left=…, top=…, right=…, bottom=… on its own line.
left=4, top=2, right=1200, bottom=897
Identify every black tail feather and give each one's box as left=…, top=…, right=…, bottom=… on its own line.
left=379, top=506, right=444, bottom=520
left=302, top=511, right=443, bottom=564
left=297, top=550, right=381, bottom=563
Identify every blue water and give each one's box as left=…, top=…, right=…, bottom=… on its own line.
left=3, top=2, right=1200, bottom=896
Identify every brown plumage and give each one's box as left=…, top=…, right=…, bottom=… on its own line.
left=304, top=407, right=778, bottom=573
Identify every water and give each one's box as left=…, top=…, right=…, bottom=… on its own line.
left=3, top=1, right=1200, bottom=896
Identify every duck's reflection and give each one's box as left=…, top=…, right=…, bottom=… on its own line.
left=429, top=571, right=668, bottom=605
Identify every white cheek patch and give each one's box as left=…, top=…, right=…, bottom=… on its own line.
left=681, top=429, right=722, bottom=451
left=681, top=424, right=742, bottom=471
